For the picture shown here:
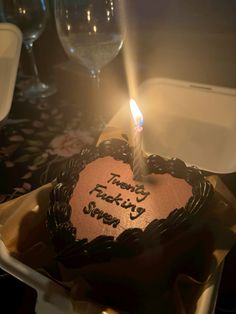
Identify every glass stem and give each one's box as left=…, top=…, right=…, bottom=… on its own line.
left=90, top=69, right=100, bottom=90
left=89, top=68, right=102, bottom=121
left=24, top=42, right=41, bottom=84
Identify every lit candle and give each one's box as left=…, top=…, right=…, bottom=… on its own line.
left=130, top=99, right=144, bottom=181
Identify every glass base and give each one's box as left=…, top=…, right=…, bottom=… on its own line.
left=20, top=81, right=57, bottom=99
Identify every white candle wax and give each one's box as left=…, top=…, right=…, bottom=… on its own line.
left=130, top=99, right=144, bottom=181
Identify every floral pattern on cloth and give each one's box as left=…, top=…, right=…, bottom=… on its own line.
left=48, top=129, right=93, bottom=157
left=0, top=76, right=104, bottom=203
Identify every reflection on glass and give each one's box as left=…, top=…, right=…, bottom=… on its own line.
left=55, top=0, right=124, bottom=85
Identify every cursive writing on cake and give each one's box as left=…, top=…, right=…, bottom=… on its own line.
left=107, top=173, right=150, bottom=202
left=82, top=172, right=151, bottom=227
left=83, top=201, right=120, bottom=227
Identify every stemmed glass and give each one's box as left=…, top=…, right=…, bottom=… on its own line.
left=2, top=0, right=56, bottom=98
left=54, top=0, right=124, bottom=89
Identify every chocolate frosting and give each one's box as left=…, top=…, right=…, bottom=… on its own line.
left=46, top=139, right=213, bottom=268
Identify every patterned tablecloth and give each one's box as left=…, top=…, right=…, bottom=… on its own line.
left=0, top=76, right=106, bottom=204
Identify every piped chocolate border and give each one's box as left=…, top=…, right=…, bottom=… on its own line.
left=46, top=139, right=213, bottom=268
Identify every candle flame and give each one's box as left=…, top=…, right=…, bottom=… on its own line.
left=130, top=99, right=144, bottom=129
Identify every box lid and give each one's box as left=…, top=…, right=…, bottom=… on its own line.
left=108, top=78, right=236, bottom=174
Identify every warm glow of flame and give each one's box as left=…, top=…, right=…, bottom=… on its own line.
left=130, top=99, right=144, bottom=128
left=87, top=10, right=91, bottom=22
left=119, top=1, right=138, bottom=99
left=19, top=7, right=26, bottom=14
left=93, top=25, right=97, bottom=33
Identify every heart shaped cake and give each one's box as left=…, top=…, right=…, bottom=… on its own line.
left=47, top=138, right=213, bottom=269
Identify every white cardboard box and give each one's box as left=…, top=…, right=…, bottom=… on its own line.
left=108, top=78, right=236, bottom=173
left=0, top=23, right=22, bottom=126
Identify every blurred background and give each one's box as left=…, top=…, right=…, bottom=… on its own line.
left=1, top=0, right=235, bottom=119
left=29, top=0, right=236, bottom=84
left=13, top=0, right=234, bottom=119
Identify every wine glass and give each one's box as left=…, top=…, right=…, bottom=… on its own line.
left=54, top=0, right=124, bottom=88
left=2, top=0, right=56, bottom=98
